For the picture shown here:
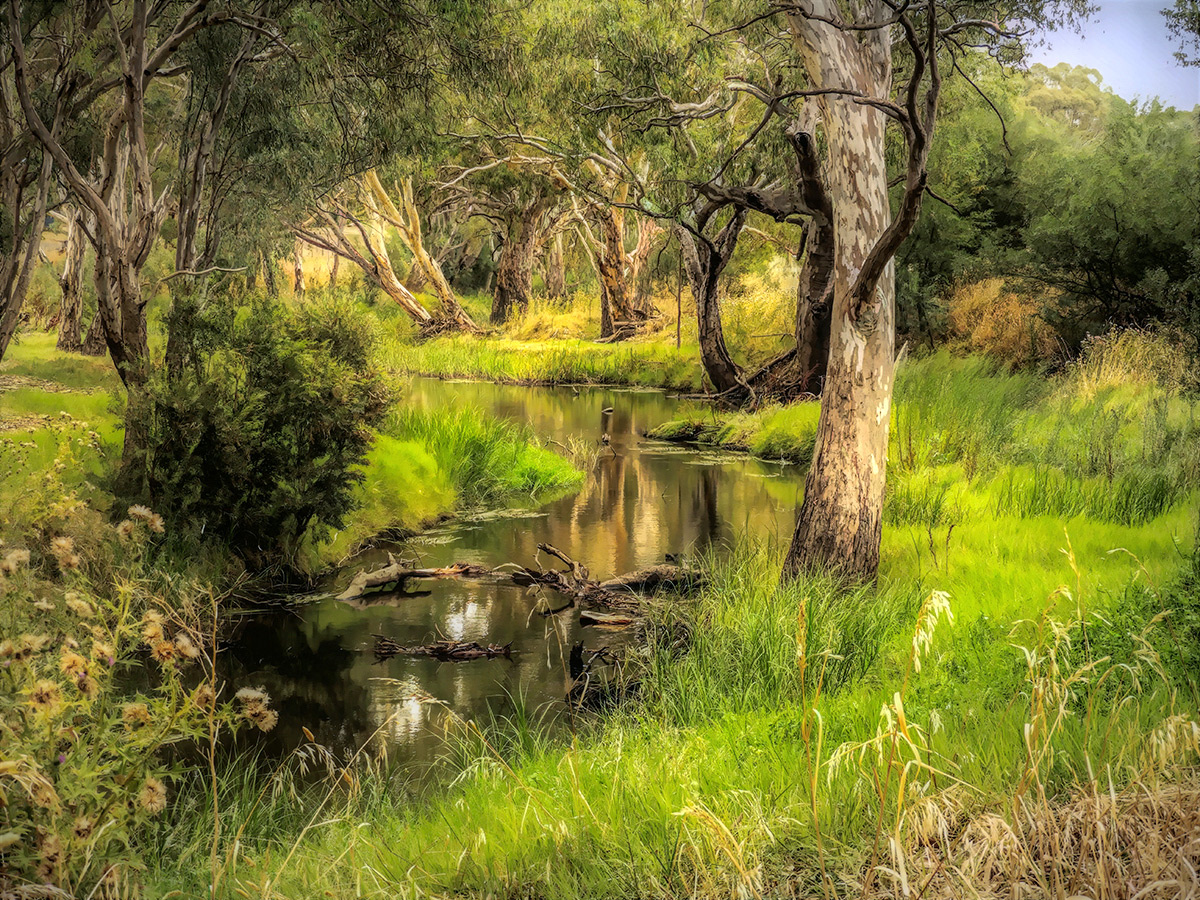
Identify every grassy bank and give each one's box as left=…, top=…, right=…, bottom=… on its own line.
left=134, top=331, right=1200, bottom=899
left=146, top=527, right=1199, bottom=898
left=383, top=333, right=705, bottom=391
left=652, top=332, right=1200, bottom=530
left=310, top=406, right=582, bottom=564
left=0, top=332, right=582, bottom=572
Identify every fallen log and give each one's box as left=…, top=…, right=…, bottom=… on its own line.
left=580, top=610, right=636, bottom=627
left=338, top=557, right=492, bottom=601
left=599, top=564, right=705, bottom=593
left=512, top=544, right=703, bottom=617
left=373, top=636, right=513, bottom=661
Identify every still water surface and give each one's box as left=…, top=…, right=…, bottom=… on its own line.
left=224, top=378, right=804, bottom=774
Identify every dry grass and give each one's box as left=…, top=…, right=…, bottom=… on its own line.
left=947, top=279, right=1059, bottom=369
left=1068, top=327, right=1191, bottom=397
left=892, top=777, right=1200, bottom=900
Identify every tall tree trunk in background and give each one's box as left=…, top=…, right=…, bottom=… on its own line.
left=626, top=218, right=662, bottom=313
left=675, top=209, right=746, bottom=394
left=263, top=251, right=279, bottom=297
left=595, top=207, right=632, bottom=338
left=293, top=243, right=305, bottom=299
left=329, top=253, right=340, bottom=290
left=786, top=126, right=836, bottom=392
left=491, top=202, right=545, bottom=324
left=56, top=205, right=88, bottom=352
left=0, top=151, right=51, bottom=363
left=782, top=0, right=937, bottom=580
left=545, top=232, right=566, bottom=301
left=244, top=253, right=260, bottom=294
left=364, top=172, right=477, bottom=331
left=81, top=306, right=108, bottom=355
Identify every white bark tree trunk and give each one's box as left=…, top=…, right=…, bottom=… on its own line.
left=783, top=7, right=896, bottom=579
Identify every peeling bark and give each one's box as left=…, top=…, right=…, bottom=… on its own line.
left=56, top=206, right=88, bottom=352
left=782, top=2, right=911, bottom=580
left=544, top=231, right=566, bottom=301
left=491, top=200, right=546, bottom=324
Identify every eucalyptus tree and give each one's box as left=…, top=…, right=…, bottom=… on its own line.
left=515, top=1, right=836, bottom=392
left=0, top=18, right=53, bottom=361
left=774, top=0, right=1087, bottom=579
left=435, top=155, right=572, bottom=323
left=526, top=0, right=1087, bottom=578
left=7, top=0, right=255, bottom=389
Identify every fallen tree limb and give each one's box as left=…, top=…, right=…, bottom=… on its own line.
left=337, top=558, right=492, bottom=601
left=580, top=610, right=637, bottom=627
left=512, top=544, right=703, bottom=620
left=373, top=636, right=513, bottom=661
left=599, top=564, right=705, bottom=593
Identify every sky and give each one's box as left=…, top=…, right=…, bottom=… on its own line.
left=1029, top=0, right=1200, bottom=108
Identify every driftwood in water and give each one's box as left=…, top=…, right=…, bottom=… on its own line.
left=373, top=636, right=513, bottom=661
left=513, top=543, right=702, bottom=625
left=599, top=564, right=705, bottom=593
left=338, top=557, right=491, bottom=601
left=580, top=610, right=636, bottom=627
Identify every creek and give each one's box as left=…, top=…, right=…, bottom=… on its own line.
left=223, top=378, right=804, bottom=776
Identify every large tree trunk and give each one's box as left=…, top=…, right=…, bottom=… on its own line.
left=491, top=205, right=543, bottom=324
left=675, top=211, right=746, bottom=394
left=783, top=13, right=895, bottom=580
left=596, top=207, right=633, bottom=335
left=56, top=205, right=88, bottom=352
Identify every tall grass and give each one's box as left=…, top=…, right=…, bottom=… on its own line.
left=146, top=531, right=1200, bottom=899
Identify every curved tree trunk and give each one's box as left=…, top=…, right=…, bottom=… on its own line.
left=783, top=11, right=895, bottom=580
left=675, top=211, right=746, bottom=394
left=56, top=206, right=88, bottom=352
left=364, top=171, right=477, bottom=331
left=294, top=208, right=436, bottom=328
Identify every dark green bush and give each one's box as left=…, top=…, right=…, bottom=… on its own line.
left=124, top=294, right=389, bottom=565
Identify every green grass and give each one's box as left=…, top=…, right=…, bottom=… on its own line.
left=0, top=332, right=583, bottom=572
left=302, top=407, right=582, bottom=566
left=134, top=332, right=1200, bottom=899
left=383, top=333, right=705, bottom=391
left=147, top=523, right=1199, bottom=899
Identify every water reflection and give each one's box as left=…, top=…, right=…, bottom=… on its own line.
left=222, top=379, right=804, bottom=772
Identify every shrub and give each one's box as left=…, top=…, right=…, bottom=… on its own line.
left=947, top=278, right=1059, bottom=368
left=0, top=431, right=252, bottom=896
left=124, top=294, right=390, bottom=565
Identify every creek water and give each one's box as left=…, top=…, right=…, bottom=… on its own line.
left=223, top=378, right=804, bottom=776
